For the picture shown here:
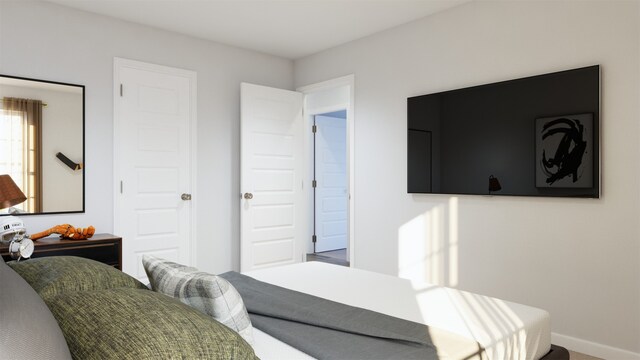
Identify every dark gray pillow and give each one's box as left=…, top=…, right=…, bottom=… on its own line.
left=0, top=259, right=72, bottom=360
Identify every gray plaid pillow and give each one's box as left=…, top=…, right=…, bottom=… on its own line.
left=142, top=255, right=253, bottom=344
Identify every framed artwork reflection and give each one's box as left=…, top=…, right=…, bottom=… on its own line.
left=535, top=113, right=593, bottom=188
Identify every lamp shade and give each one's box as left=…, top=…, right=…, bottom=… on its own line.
left=0, top=175, right=27, bottom=210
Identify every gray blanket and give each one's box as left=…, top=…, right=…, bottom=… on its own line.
left=220, top=271, right=484, bottom=360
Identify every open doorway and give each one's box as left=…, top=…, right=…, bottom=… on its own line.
left=298, top=75, right=354, bottom=268
left=309, top=110, right=348, bottom=266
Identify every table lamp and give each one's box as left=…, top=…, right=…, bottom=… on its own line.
left=0, top=174, right=34, bottom=260
left=0, top=174, right=27, bottom=210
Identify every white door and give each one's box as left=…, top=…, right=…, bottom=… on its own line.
left=114, top=58, right=196, bottom=280
left=314, top=115, right=347, bottom=252
left=240, top=83, right=304, bottom=271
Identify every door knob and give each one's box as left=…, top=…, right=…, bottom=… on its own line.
left=243, top=192, right=253, bottom=200
left=181, top=193, right=192, bottom=201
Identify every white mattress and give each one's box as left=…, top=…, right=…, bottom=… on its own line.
left=245, top=262, right=551, bottom=360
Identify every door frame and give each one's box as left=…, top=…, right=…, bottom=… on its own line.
left=113, top=57, right=198, bottom=269
left=297, top=75, right=355, bottom=266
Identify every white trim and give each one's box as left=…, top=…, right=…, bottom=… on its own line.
left=552, top=332, right=640, bottom=360
left=297, top=75, right=356, bottom=267
left=113, top=57, right=198, bottom=269
left=296, top=74, right=355, bottom=93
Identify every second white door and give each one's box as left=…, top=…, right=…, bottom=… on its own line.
left=240, top=83, right=304, bottom=272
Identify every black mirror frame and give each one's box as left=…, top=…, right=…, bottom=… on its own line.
left=0, top=73, right=85, bottom=216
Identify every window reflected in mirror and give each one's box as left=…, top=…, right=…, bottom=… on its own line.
left=0, top=75, right=84, bottom=215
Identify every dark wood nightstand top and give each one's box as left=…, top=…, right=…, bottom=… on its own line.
left=1, top=233, right=122, bottom=269
left=26, top=233, right=121, bottom=247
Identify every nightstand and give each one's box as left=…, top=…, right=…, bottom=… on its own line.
left=0, top=233, right=122, bottom=269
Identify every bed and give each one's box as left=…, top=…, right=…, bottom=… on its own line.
left=241, top=261, right=565, bottom=360
left=2, top=255, right=568, bottom=360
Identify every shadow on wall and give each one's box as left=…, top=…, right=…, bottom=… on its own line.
left=398, top=197, right=460, bottom=287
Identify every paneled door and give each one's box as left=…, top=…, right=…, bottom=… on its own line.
left=314, top=115, right=347, bottom=252
left=114, top=58, right=196, bottom=280
left=240, top=83, right=304, bottom=271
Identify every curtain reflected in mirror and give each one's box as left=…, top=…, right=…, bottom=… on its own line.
left=1, top=98, right=43, bottom=212
left=0, top=75, right=84, bottom=215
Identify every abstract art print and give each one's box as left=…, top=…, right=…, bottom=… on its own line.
left=535, top=113, right=593, bottom=188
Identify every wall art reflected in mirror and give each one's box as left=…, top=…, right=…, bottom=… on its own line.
left=0, top=74, right=84, bottom=215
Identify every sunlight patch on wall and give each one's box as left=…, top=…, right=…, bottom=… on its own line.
left=398, top=197, right=459, bottom=287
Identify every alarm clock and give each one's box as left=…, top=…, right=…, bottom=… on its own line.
left=0, top=215, right=33, bottom=260
left=8, top=237, right=34, bottom=260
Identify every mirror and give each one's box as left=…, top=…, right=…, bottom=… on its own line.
left=0, top=74, right=84, bottom=215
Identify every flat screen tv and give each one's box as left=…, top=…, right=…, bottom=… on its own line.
left=407, top=65, right=600, bottom=198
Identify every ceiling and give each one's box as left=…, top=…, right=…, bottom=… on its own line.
left=46, top=0, right=471, bottom=59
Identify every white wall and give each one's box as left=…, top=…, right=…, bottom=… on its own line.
left=295, top=0, right=640, bottom=357
left=40, top=89, right=83, bottom=212
left=0, top=0, right=294, bottom=273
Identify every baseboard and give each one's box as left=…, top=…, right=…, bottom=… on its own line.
left=552, top=332, right=640, bottom=359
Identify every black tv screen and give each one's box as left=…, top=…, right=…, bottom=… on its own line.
left=407, top=65, right=600, bottom=198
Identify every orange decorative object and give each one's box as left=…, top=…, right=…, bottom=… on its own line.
left=30, top=224, right=95, bottom=241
